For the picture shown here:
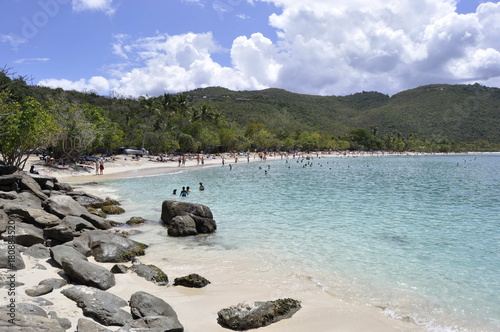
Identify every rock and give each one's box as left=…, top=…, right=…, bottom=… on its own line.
left=174, top=273, right=211, bottom=288
left=167, top=215, right=198, bottom=237
left=0, top=241, right=25, bottom=270
left=19, top=172, right=49, bottom=201
left=43, top=195, right=88, bottom=219
left=77, top=318, right=113, bottom=332
left=101, top=205, right=125, bottom=215
left=31, top=297, right=54, bottom=306
left=86, top=207, right=107, bottom=218
left=25, top=284, right=53, bottom=297
left=54, top=182, right=73, bottom=192
left=66, top=191, right=104, bottom=207
left=0, top=222, right=44, bottom=247
left=23, top=243, right=51, bottom=259
left=2, top=204, right=61, bottom=228
left=217, top=298, right=302, bottom=330
left=0, top=191, right=43, bottom=209
left=129, top=291, right=179, bottom=319
left=34, top=263, right=47, bottom=270
left=0, top=311, right=65, bottom=332
left=39, top=278, right=68, bottom=289
left=62, top=285, right=132, bottom=326
left=16, top=302, right=48, bottom=317
left=130, top=264, right=168, bottom=285
left=80, top=213, right=112, bottom=230
left=0, top=209, right=8, bottom=233
left=161, top=200, right=217, bottom=236
left=44, top=224, right=74, bottom=243
left=110, top=264, right=128, bottom=274
left=79, top=230, right=148, bottom=263
left=61, top=257, right=116, bottom=290
left=50, top=244, right=88, bottom=267
left=62, top=215, right=96, bottom=232
left=126, top=216, right=146, bottom=225
left=117, top=316, right=184, bottom=332
left=48, top=311, right=72, bottom=330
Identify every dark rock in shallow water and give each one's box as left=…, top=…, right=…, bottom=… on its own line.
left=101, top=205, right=125, bottom=215
left=174, top=273, right=211, bottom=288
left=130, top=263, right=168, bottom=285
left=62, top=285, right=132, bottom=326
left=161, top=200, right=217, bottom=237
left=129, top=291, right=180, bottom=319
left=217, top=298, right=302, bottom=330
left=61, top=257, right=116, bottom=290
left=126, top=216, right=146, bottom=225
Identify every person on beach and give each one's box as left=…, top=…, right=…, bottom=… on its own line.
left=99, top=161, right=104, bottom=175
left=95, top=160, right=99, bottom=175
left=29, top=165, right=39, bottom=174
left=199, top=182, right=204, bottom=191
left=180, top=187, right=188, bottom=197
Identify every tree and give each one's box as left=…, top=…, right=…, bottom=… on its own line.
left=0, top=92, right=57, bottom=169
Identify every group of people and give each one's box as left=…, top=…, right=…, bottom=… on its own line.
left=173, top=182, right=205, bottom=197
left=95, top=159, right=105, bottom=175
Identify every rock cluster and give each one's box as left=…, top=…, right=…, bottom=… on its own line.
left=0, top=166, right=301, bottom=331
left=161, top=200, right=217, bottom=236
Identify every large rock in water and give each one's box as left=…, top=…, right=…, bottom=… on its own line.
left=160, top=200, right=217, bottom=237
left=217, top=298, right=302, bottom=330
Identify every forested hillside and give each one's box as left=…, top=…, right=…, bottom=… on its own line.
left=1, top=68, right=499, bottom=168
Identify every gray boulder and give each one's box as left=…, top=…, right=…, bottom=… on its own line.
left=117, top=316, right=184, bottom=332
left=0, top=222, right=44, bottom=247
left=78, top=230, right=148, bottom=263
left=24, top=243, right=51, bottom=259
left=217, top=298, right=302, bottom=330
left=2, top=204, right=61, bottom=228
left=66, top=191, right=105, bottom=206
left=48, top=311, right=72, bottom=330
left=50, top=244, right=88, bottom=267
left=16, top=302, right=48, bottom=317
left=25, top=284, right=53, bottom=297
left=62, top=285, right=132, bottom=326
left=161, top=200, right=217, bottom=237
left=19, top=172, right=49, bottom=201
left=77, top=318, right=112, bottom=332
left=129, top=263, right=168, bottom=285
left=129, top=291, right=179, bottom=319
left=43, top=224, right=74, bottom=243
left=0, top=191, right=43, bottom=209
left=39, top=278, right=68, bottom=289
left=0, top=311, right=65, bottom=332
left=61, top=257, right=116, bottom=290
left=62, top=215, right=96, bottom=232
left=0, top=241, right=25, bottom=270
left=79, top=213, right=111, bottom=230
left=43, top=195, right=87, bottom=218
left=0, top=209, right=8, bottom=233
left=173, top=273, right=211, bottom=288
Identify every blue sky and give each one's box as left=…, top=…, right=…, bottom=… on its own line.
left=1, top=0, right=500, bottom=97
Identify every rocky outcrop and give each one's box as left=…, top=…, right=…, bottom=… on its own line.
left=0, top=311, right=65, bottom=332
left=50, top=244, right=88, bottom=267
left=61, top=257, right=116, bottom=290
left=0, top=240, right=25, bottom=269
left=129, top=291, right=180, bottom=320
left=217, top=298, right=302, bottom=330
left=62, top=285, right=132, bottom=326
left=129, top=263, right=168, bottom=285
left=161, top=200, right=217, bottom=237
left=174, top=273, right=211, bottom=288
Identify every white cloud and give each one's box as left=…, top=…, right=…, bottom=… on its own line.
left=0, top=34, right=27, bottom=50
left=72, top=0, right=116, bottom=15
left=14, top=58, right=50, bottom=64
left=39, top=76, right=110, bottom=94
left=40, top=0, right=500, bottom=97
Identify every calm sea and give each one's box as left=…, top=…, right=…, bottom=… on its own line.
left=90, top=153, right=500, bottom=332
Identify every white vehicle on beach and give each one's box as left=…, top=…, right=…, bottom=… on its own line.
left=123, top=148, right=149, bottom=156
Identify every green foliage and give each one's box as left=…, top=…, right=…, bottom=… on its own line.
left=0, top=92, right=57, bottom=168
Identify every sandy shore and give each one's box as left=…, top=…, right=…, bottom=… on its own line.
left=14, top=152, right=427, bottom=331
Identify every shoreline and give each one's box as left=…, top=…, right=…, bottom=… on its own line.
left=12, top=151, right=497, bottom=331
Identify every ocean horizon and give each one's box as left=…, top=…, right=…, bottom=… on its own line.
left=87, top=153, right=500, bottom=332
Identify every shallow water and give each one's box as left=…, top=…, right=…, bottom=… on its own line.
left=91, top=153, right=500, bottom=332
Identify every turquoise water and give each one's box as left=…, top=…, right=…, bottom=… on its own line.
left=95, top=154, right=500, bottom=331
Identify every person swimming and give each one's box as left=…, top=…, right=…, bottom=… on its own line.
left=199, top=182, right=205, bottom=191
left=180, top=187, right=188, bottom=197
left=172, top=189, right=177, bottom=195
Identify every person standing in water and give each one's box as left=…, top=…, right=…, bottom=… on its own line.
left=199, top=182, right=205, bottom=191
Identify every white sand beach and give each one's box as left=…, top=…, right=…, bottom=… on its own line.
left=12, top=152, right=427, bottom=331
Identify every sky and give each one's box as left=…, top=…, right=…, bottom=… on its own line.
left=1, top=0, right=500, bottom=98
